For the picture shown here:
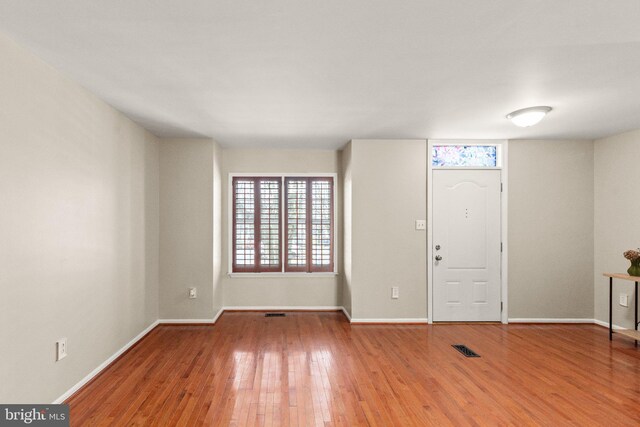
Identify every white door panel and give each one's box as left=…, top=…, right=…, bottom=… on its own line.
left=433, top=170, right=501, bottom=322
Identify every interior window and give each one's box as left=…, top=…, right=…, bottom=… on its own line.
left=232, top=176, right=334, bottom=273
left=432, top=145, right=497, bottom=167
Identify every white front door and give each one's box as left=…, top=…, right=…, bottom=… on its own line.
left=432, top=169, right=501, bottom=322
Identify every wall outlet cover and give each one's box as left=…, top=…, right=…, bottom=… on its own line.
left=415, top=220, right=426, bottom=230
left=56, top=338, right=67, bottom=361
left=619, top=294, right=628, bottom=307
left=189, top=287, right=197, bottom=299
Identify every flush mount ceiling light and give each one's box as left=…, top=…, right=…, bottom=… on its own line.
left=506, top=106, right=552, bottom=127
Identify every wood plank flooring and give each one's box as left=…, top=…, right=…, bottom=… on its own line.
left=67, top=312, right=640, bottom=426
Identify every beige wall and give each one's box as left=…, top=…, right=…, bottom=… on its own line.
left=508, top=140, right=594, bottom=319
left=221, top=149, right=342, bottom=307
left=350, top=140, right=428, bottom=320
left=159, top=138, right=222, bottom=319
left=0, top=32, right=159, bottom=403
left=341, top=142, right=353, bottom=315
left=594, top=130, right=640, bottom=328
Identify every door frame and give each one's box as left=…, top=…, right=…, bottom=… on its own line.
left=427, top=140, right=509, bottom=324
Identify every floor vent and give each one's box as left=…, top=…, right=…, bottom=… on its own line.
left=452, top=344, right=480, bottom=358
left=265, top=313, right=286, bottom=317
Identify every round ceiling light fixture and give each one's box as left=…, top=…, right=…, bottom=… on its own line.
left=506, top=106, right=552, bottom=127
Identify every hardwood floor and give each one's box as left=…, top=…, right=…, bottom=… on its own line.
left=67, top=312, right=640, bottom=426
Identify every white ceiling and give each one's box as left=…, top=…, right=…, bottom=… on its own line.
left=1, top=1, right=640, bottom=149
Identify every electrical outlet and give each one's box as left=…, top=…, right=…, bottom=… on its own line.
left=391, top=286, right=399, bottom=299
left=189, top=287, right=197, bottom=299
left=619, top=294, right=629, bottom=307
left=56, top=338, right=67, bottom=361
left=415, top=220, right=426, bottom=230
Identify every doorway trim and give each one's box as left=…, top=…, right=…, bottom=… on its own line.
left=427, top=140, right=509, bottom=324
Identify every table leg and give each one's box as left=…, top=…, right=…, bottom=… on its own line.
left=609, top=277, right=613, bottom=341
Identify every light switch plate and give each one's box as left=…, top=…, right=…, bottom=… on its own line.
left=415, top=220, right=426, bottom=230
left=391, top=286, right=399, bottom=299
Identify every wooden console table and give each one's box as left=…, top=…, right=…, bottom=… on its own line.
left=603, top=273, right=639, bottom=343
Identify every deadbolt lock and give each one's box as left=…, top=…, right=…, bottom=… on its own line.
left=435, top=245, right=441, bottom=250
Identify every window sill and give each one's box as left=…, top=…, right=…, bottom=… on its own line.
left=227, top=272, right=339, bottom=279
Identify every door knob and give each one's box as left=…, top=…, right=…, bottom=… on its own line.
left=435, top=255, right=442, bottom=261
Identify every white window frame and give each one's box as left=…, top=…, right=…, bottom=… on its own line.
left=228, top=172, right=338, bottom=277
left=427, top=140, right=509, bottom=324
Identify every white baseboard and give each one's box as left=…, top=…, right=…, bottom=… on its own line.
left=593, top=318, right=626, bottom=330
left=160, top=306, right=346, bottom=326
left=497, top=318, right=631, bottom=331
left=158, top=318, right=216, bottom=324
left=53, top=319, right=159, bottom=404
left=222, top=306, right=423, bottom=324
left=508, top=318, right=595, bottom=324
left=222, top=305, right=343, bottom=311
left=212, top=307, right=224, bottom=323
left=350, top=318, right=429, bottom=324
left=159, top=307, right=225, bottom=325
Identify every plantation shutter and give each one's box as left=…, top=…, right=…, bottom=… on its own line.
left=232, top=177, right=281, bottom=272
left=285, top=177, right=334, bottom=272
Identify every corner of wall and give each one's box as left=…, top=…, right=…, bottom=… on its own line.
left=158, top=138, right=217, bottom=320
left=347, top=139, right=427, bottom=320
left=341, top=142, right=353, bottom=316
left=212, top=140, right=224, bottom=315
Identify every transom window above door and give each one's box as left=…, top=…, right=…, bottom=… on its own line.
left=231, top=175, right=335, bottom=274
left=432, top=145, right=499, bottom=167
